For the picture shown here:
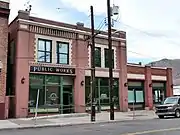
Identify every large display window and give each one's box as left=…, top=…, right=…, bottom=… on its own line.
left=29, top=74, right=74, bottom=114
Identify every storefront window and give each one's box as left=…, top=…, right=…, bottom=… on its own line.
left=128, top=91, right=134, bottom=103
left=46, top=75, right=60, bottom=85
left=29, top=74, right=45, bottom=108
left=100, top=86, right=109, bottom=106
left=29, top=74, right=74, bottom=114
left=85, top=77, right=119, bottom=110
left=136, top=91, right=144, bottom=102
left=128, top=81, right=144, bottom=104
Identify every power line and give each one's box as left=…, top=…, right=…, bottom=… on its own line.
left=114, top=20, right=180, bottom=48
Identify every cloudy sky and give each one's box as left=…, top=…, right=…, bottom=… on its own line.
left=9, top=0, right=180, bottom=64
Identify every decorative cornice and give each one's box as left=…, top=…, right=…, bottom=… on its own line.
left=17, top=18, right=125, bottom=41
left=0, top=7, right=9, bottom=18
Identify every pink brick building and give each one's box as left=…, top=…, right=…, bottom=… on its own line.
left=5, top=10, right=173, bottom=118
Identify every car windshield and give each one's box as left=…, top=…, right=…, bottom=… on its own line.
left=163, top=97, right=178, bottom=104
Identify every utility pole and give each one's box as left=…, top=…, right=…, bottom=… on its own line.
left=90, top=5, right=96, bottom=122
left=107, top=0, right=114, bottom=120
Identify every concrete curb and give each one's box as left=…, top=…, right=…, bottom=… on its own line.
left=0, top=118, right=156, bottom=132
left=17, top=113, right=89, bottom=120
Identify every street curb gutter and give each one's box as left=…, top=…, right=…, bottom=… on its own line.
left=0, top=118, right=155, bottom=132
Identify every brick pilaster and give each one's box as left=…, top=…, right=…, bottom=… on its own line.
left=166, top=68, right=173, bottom=97
left=117, top=42, right=128, bottom=112
left=144, top=66, right=153, bottom=109
left=0, top=0, right=10, bottom=119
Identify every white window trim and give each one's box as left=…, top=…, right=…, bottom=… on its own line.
left=88, top=44, right=117, bottom=69
left=35, top=34, right=72, bottom=65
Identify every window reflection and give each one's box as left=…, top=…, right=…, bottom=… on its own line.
left=57, top=42, right=69, bottom=64
left=37, top=39, right=52, bottom=63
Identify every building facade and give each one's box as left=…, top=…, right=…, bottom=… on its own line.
left=7, top=10, right=173, bottom=118
left=0, top=0, right=10, bottom=119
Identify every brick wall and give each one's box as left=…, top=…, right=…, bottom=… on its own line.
left=0, top=0, right=9, bottom=119
left=0, top=16, right=8, bottom=103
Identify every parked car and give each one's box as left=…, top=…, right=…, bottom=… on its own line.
left=155, top=96, right=180, bottom=119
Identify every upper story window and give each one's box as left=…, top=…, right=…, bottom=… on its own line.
left=95, top=47, right=101, bottom=67
left=56, top=42, right=69, bottom=64
left=104, top=48, right=114, bottom=68
left=37, top=39, right=52, bottom=63
left=9, top=40, right=15, bottom=64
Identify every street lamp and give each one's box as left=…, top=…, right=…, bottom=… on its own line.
left=0, top=61, right=3, bottom=69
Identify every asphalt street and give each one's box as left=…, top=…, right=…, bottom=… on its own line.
left=1, top=117, right=180, bottom=135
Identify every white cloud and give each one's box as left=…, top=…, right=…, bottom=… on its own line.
left=60, top=0, right=107, bottom=15
left=9, top=0, right=67, bottom=23
left=9, top=0, right=180, bottom=62
left=9, top=0, right=27, bottom=22
left=60, top=0, right=180, bottom=62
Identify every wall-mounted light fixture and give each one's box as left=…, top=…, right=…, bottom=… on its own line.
left=124, top=82, right=128, bottom=87
left=21, top=77, right=25, bottom=84
left=0, top=60, right=3, bottom=69
left=80, top=80, right=84, bottom=86
left=149, top=83, right=152, bottom=87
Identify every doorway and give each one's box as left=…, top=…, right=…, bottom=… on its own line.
left=63, top=86, right=73, bottom=114
left=153, top=89, right=164, bottom=104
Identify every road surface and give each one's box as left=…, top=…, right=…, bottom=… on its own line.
left=1, top=117, right=180, bottom=135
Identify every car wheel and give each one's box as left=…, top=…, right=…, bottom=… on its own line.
left=158, top=115, right=164, bottom=119
left=175, top=110, right=180, bottom=118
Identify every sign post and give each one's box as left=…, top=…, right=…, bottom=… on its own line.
left=133, top=89, right=135, bottom=120
left=34, top=89, right=40, bottom=124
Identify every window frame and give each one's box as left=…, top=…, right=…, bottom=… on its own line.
left=104, top=48, right=114, bottom=68
left=95, top=47, right=101, bottom=67
left=37, top=38, right=52, bottom=63
left=128, top=87, right=145, bottom=104
left=56, top=41, right=69, bottom=64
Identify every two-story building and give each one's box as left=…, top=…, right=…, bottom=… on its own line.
left=7, top=10, right=173, bottom=118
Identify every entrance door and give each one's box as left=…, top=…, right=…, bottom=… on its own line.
left=63, top=86, right=73, bottom=114
left=153, top=89, right=164, bottom=104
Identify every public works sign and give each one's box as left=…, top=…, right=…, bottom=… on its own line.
left=30, top=66, right=75, bottom=74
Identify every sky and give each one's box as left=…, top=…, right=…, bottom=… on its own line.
left=9, top=0, right=180, bottom=64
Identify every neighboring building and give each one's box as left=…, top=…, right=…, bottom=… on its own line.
left=173, top=85, right=180, bottom=96
left=0, top=0, right=10, bottom=119
left=7, top=10, right=173, bottom=118
left=127, top=64, right=172, bottom=110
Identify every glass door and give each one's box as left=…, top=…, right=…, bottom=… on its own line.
left=63, top=85, right=73, bottom=114
left=153, top=89, right=164, bottom=104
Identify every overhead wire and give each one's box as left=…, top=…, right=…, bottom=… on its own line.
left=114, top=20, right=180, bottom=47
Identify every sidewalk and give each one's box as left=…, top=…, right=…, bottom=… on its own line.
left=0, top=110, right=157, bottom=131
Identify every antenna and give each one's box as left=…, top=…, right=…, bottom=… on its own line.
left=24, top=0, right=32, bottom=13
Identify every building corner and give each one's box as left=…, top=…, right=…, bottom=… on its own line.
left=0, top=0, right=10, bottom=119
